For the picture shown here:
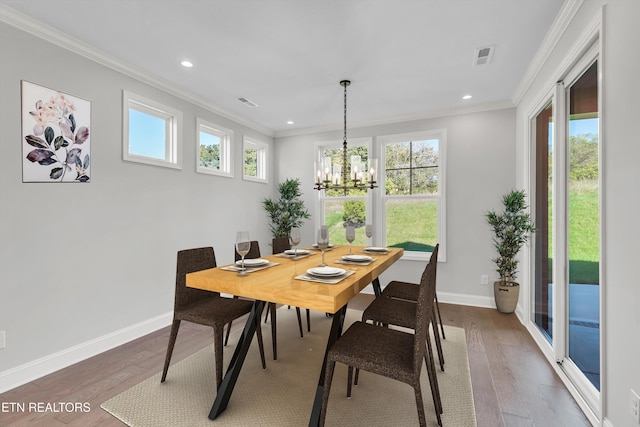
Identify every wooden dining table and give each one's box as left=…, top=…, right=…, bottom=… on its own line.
left=186, top=244, right=404, bottom=426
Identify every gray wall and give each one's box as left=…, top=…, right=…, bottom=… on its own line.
left=0, top=21, right=275, bottom=383
left=515, top=1, right=640, bottom=425
left=275, top=107, right=517, bottom=306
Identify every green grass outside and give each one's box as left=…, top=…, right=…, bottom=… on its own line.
left=323, top=199, right=437, bottom=251
left=321, top=180, right=598, bottom=283
left=568, top=179, right=599, bottom=284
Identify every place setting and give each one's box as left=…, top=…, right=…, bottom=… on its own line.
left=335, top=253, right=376, bottom=266
left=295, top=226, right=354, bottom=284
left=275, top=227, right=315, bottom=260
left=220, top=231, right=279, bottom=274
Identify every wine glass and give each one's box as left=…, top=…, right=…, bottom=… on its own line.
left=235, top=231, right=251, bottom=275
left=365, top=224, right=373, bottom=247
left=345, top=225, right=355, bottom=254
left=289, top=227, right=301, bottom=256
left=317, top=226, right=329, bottom=267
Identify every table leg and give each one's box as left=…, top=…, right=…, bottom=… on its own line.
left=208, top=300, right=265, bottom=420
left=308, top=304, right=348, bottom=427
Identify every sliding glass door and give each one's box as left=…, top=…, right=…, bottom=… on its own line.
left=534, top=101, right=553, bottom=342
left=566, top=60, right=600, bottom=391
left=532, top=49, right=600, bottom=412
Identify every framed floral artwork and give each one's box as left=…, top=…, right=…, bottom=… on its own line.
left=21, top=81, right=91, bottom=182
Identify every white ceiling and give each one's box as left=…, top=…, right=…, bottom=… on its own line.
left=0, top=0, right=564, bottom=135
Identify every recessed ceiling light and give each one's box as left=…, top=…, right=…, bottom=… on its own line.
left=287, top=120, right=294, bottom=125
left=462, top=94, right=472, bottom=100
left=181, top=60, right=193, bottom=68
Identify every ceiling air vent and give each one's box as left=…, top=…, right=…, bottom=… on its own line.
left=473, top=45, right=495, bottom=66
left=237, top=97, right=258, bottom=107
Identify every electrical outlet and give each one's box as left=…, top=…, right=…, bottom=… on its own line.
left=480, top=275, right=489, bottom=285
left=631, top=389, right=640, bottom=423
left=0, top=331, right=5, bottom=350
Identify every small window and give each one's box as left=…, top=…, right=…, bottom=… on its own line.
left=243, top=136, right=268, bottom=183
left=122, top=91, right=182, bottom=169
left=196, top=118, right=233, bottom=177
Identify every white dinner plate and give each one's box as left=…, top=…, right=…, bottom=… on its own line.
left=236, top=258, right=269, bottom=267
left=307, top=267, right=346, bottom=277
left=342, top=254, right=373, bottom=262
left=364, top=247, right=389, bottom=253
left=284, top=249, right=310, bottom=256
left=312, top=244, right=334, bottom=249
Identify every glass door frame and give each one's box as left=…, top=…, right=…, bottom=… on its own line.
left=526, top=41, right=602, bottom=421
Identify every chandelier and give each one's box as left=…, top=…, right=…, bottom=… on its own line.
left=314, top=80, right=378, bottom=194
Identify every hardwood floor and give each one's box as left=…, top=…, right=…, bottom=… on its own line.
left=0, top=295, right=591, bottom=426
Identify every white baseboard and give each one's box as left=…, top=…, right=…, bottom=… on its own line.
left=0, top=312, right=172, bottom=394
left=437, top=291, right=495, bottom=308
left=362, top=286, right=496, bottom=309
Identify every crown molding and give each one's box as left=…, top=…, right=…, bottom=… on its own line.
left=511, top=0, right=585, bottom=105
left=0, top=5, right=274, bottom=138
left=274, top=99, right=515, bottom=138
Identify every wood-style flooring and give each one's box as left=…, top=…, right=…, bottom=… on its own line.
left=0, top=294, right=591, bottom=426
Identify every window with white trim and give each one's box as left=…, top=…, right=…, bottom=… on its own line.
left=196, top=118, right=233, bottom=177
left=122, top=91, right=182, bottom=169
left=316, top=138, right=372, bottom=245
left=381, top=130, right=446, bottom=260
left=243, top=136, right=268, bottom=183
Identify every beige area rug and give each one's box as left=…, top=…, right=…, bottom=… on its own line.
left=102, top=308, right=477, bottom=426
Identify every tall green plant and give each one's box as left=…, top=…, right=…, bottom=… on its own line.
left=262, top=178, right=311, bottom=238
left=486, top=190, right=536, bottom=285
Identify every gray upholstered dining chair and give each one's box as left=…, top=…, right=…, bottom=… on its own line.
left=382, top=244, right=446, bottom=341
left=319, top=254, right=441, bottom=427
left=161, top=246, right=266, bottom=390
left=351, top=244, right=442, bottom=417
left=377, top=245, right=445, bottom=371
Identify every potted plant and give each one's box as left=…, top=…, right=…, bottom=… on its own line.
left=485, top=189, right=536, bottom=313
left=262, top=178, right=311, bottom=250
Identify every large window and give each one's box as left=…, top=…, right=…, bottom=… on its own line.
left=317, top=138, right=371, bottom=245
left=122, top=91, right=182, bottom=169
left=243, top=136, right=268, bottom=183
left=197, top=118, right=233, bottom=177
left=381, top=130, right=446, bottom=260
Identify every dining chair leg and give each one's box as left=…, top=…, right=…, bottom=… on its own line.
left=346, top=366, right=353, bottom=397
left=295, top=307, right=304, bottom=338
left=224, top=296, right=241, bottom=346
left=413, top=383, right=429, bottom=427
left=264, top=304, right=271, bottom=323
left=432, top=310, right=445, bottom=371
left=306, top=308, right=311, bottom=332
left=161, top=319, right=180, bottom=383
left=425, top=332, right=443, bottom=415
left=435, top=293, right=446, bottom=339
left=224, top=321, right=232, bottom=346
left=213, top=324, right=224, bottom=390
left=270, top=303, right=278, bottom=360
